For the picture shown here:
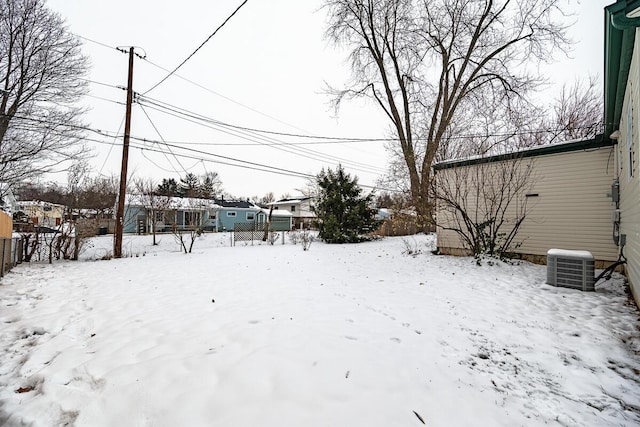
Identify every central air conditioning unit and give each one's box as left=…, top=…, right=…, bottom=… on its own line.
left=546, top=249, right=595, bottom=292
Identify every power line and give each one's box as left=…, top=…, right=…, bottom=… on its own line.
left=137, top=93, right=602, bottom=143
left=84, top=93, right=126, bottom=106
left=9, top=111, right=602, bottom=148
left=138, top=103, right=190, bottom=176
left=98, top=114, right=126, bottom=176
left=75, top=33, right=118, bottom=52
left=141, top=56, right=311, bottom=134
left=143, top=0, right=250, bottom=95
left=138, top=94, right=387, bottom=142
left=78, top=77, right=124, bottom=90
left=136, top=96, right=386, bottom=174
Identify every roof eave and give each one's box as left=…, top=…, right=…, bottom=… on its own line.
left=604, top=1, right=640, bottom=137
left=433, top=135, right=612, bottom=171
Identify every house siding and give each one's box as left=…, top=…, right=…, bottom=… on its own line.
left=216, top=207, right=261, bottom=231
left=123, top=206, right=147, bottom=233
left=617, top=28, right=640, bottom=304
left=271, top=198, right=315, bottom=229
left=17, top=202, right=65, bottom=228
left=436, top=145, right=618, bottom=265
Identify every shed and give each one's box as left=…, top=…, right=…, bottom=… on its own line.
left=434, top=137, right=619, bottom=266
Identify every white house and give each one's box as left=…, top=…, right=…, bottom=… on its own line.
left=269, top=196, right=315, bottom=229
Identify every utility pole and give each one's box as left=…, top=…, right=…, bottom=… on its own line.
left=114, top=47, right=135, bottom=258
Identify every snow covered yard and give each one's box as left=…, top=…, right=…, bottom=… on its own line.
left=1, top=233, right=639, bottom=426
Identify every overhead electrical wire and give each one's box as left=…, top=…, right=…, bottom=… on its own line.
left=8, top=111, right=602, bottom=194
left=78, top=77, right=124, bottom=91
left=141, top=56, right=311, bottom=134
left=10, top=113, right=316, bottom=179
left=98, top=114, right=126, bottom=176
left=84, top=93, right=126, bottom=106
left=136, top=95, right=386, bottom=175
left=71, top=34, right=601, bottom=145
left=75, top=33, right=119, bottom=52
left=139, top=103, right=190, bottom=176
left=8, top=111, right=602, bottom=148
left=143, top=0, right=249, bottom=95
left=138, top=93, right=390, bottom=143
left=78, top=25, right=312, bottom=134
left=138, top=102, right=384, bottom=176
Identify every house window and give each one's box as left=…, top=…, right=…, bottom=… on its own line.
left=154, top=211, right=164, bottom=222
left=246, top=212, right=255, bottom=221
left=291, top=205, right=296, bottom=212
left=43, top=206, right=52, bottom=212
left=627, top=94, right=635, bottom=179
left=185, top=211, right=201, bottom=226
left=227, top=211, right=236, bottom=217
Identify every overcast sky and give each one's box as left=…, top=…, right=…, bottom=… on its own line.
left=45, top=0, right=613, bottom=199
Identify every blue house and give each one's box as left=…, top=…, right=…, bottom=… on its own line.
left=123, top=195, right=291, bottom=233
left=213, top=200, right=261, bottom=232
left=123, top=194, right=217, bottom=234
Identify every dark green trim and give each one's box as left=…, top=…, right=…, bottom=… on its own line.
left=433, top=135, right=614, bottom=171
left=604, top=1, right=640, bottom=137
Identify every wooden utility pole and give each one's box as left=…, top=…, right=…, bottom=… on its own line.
left=114, top=47, right=135, bottom=258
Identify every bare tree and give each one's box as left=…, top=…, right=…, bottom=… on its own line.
left=79, top=175, right=118, bottom=218
left=324, top=0, right=569, bottom=228
left=172, top=198, right=205, bottom=254
left=134, top=178, right=174, bottom=246
left=516, top=76, right=603, bottom=148
left=434, top=155, right=535, bottom=259
left=0, top=0, right=89, bottom=189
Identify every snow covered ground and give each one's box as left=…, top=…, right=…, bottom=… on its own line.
left=1, top=233, right=639, bottom=426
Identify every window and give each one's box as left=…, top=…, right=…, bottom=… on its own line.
left=246, top=212, right=255, bottom=221
left=185, top=211, right=201, bottom=226
left=227, top=211, right=236, bottom=217
left=627, top=94, right=635, bottom=179
left=43, top=206, right=52, bottom=212
left=291, top=205, right=296, bottom=212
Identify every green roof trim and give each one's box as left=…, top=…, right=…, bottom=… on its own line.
left=604, top=0, right=640, bottom=137
left=433, top=135, right=614, bottom=171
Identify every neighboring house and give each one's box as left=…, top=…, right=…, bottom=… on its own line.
left=123, top=194, right=217, bottom=234
left=256, top=208, right=293, bottom=232
left=434, top=137, right=619, bottom=266
left=604, top=0, right=640, bottom=305
left=15, top=200, right=65, bottom=228
left=269, top=196, right=315, bottom=229
left=0, top=184, right=17, bottom=215
left=213, top=199, right=262, bottom=232
left=123, top=195, right=281, bottom=233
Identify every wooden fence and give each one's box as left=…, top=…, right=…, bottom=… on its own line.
left=0, top=210, right=12, bottom=238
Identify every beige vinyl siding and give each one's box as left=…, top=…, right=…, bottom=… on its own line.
left=437, top=146, right=618, bottom=263
left=617, top=28, right=640, bottom=304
